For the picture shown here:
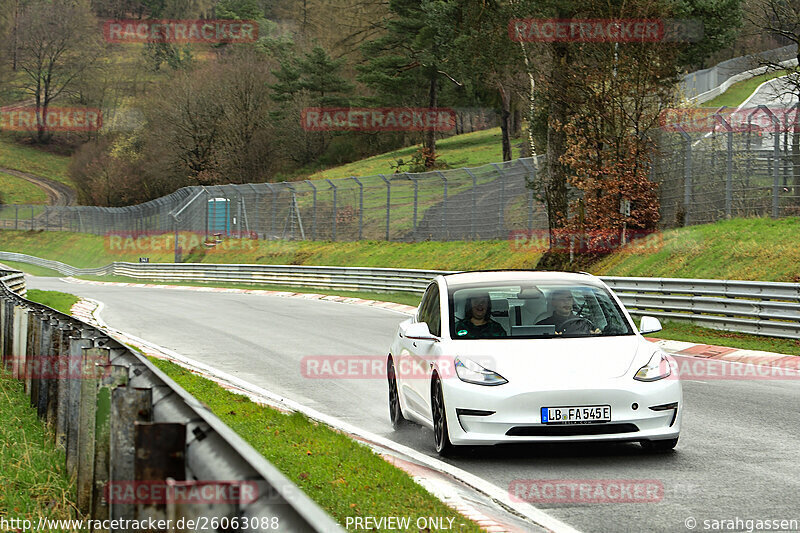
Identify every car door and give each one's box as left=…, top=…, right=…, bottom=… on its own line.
left=407, top=282, right=444, bottom=423
left=397, top=282, right=441, bottom=421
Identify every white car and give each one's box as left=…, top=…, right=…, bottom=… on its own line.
left=387, top=271, right=682, bottom=455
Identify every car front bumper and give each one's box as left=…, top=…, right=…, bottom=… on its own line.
left=442, top=376, right=682, bottom=446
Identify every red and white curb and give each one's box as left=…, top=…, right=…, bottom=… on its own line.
left=647, top=338, right=799, bottom=379
left=70, top=296, right=564, bottom=533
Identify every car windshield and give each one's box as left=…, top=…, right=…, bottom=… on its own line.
left=449, top=281, right=634, bottom=340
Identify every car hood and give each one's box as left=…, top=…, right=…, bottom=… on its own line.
left=444, top=335, right=656, bottom=384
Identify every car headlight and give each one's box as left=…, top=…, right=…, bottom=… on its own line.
left=454, top=357, right=508, bottom=386
left=634, top=351, right=672, bottom=382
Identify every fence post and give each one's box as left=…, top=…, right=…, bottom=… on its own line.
left=772, top=113, right=781, bottom=218
left=350, top=176, right=363, bottom=240
left=713, top=113, right=734, bottom=218
left=379, top=174, right=390, bottom=241
left=464, top=169, right=478, bottom=239
left=110, top=386, right=152, bottom=522
left=676, top=127, right=692, bottom=226
left=305, top=180, right=317, bottom=241
left=403, top=173, right=418, bottom=234
left=435, top=171, right=447, bottom=240
left=326, top=179, right=337, bottom=241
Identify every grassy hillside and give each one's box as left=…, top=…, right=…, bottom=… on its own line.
left=1, top=217, right=799, bottom=281
left=593, top=217, right=800, bottom=282
left=0, top=172, right=48, bottom=204
left=303, top=128, right=523, bottom=181
left=0, top=230, right=541, bottom=270
left=0, top=136, right=72, bottom=187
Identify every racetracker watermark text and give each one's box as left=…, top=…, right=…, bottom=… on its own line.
left=301, top=107, right=456, bottom=131
left=509, top=479, right=664, bottom=503
left=0, top=107, right=102, bottom=132
left=509, top=18, right=703, bottom=42
left=103, top=19, right=258, bottom=43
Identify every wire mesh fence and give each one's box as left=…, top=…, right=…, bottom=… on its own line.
left=655, top=105, right=800, bottom=226
left=3, top=106, right=800, bottom=245
left=0, top=158, right=550, bottom=242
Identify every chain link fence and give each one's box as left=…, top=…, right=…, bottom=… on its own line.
left=0, top=158, right=550, bottom=242
left=655, top=105, right=800, bottom=226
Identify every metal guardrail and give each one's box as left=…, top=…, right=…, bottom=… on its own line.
left=0, top=266, right=344, bottom=532
left=3, top=251, right=799, bottom=339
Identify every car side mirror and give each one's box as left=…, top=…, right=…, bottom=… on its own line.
left=405, top=321, right=438, bottom=341
left=639, top=316, right=662, bottom=335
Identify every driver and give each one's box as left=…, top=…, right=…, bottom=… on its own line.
left=536, top=289, right=600, bottom=335
left=454, top=292, right=507, bottom=339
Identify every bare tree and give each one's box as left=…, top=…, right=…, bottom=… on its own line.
left=15, top=0, right=103, bottom=142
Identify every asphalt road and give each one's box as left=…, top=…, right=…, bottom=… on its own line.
left=29, top=277, right=800, bottom=533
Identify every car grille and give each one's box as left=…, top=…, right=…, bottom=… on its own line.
left=505, top=423, right=640, bottom=437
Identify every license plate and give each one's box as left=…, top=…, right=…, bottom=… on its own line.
left=541, top=405, right=611, bottom=424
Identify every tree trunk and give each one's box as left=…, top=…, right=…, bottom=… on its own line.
left=498, top=83, right=512, bottom=161
left=424, top=75, right=437, bottom=167
left=793, top=120, right=800, bottom=205
left=545, top=42, right=570, bottom=236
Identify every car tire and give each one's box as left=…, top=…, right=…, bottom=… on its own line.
left=640, top=437, right=678, bottom=453
left=388, top=357, right=406, bottom=429
left=432, top=376, right=454, bottom=456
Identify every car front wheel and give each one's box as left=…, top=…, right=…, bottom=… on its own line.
left=388, top=357, right=406, bottom=429
left=432, top=377, right=454, bottom=456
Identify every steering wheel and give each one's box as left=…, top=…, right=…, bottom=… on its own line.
left=558, top=316, right=596, bottom=335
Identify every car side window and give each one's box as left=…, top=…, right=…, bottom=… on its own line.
left=417, top=283, right=440, bottom=337
left=427, top=285, right=441, bottom=337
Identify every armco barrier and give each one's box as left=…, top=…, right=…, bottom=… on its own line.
left=2, top=251, right=799, bottom=339
left=0, top=266, right=344, bottom=532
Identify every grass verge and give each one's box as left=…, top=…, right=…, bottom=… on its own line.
left=0, top=260, right=61, bottom=277
left=703, top=69, right=789, bottom=108
left=148, top=357, right=481, bottom=532
left=25, top=289, right=80, bottom=314
left=0, top=230, right=540, bottom=271
left=0, top=368, right=78, bottom=525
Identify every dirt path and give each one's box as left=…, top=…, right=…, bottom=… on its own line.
left=0, top=167, right=76, bottom=206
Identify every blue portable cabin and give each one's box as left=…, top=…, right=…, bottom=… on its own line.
left=207, top=197, right=231, bottom=234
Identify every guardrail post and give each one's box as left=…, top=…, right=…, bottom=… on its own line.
left=77, top=345, right=111, bottom=515
left=66, top=332, right=94, bottom=476
left=55, top=324, right=75, bottom=450
left=12, top=304, right=28, bottom=380
left=25, top=309, right=42, bottom=397
left=110, top=386, right=153, bottom=522
left=134, top=422, right=186, bottom=525
left=379, top=175, right=390, bottom=241
left=92, top=363, right=128, bottom=522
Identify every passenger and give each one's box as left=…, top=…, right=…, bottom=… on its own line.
left=454, top=293, right=507, bottom=339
